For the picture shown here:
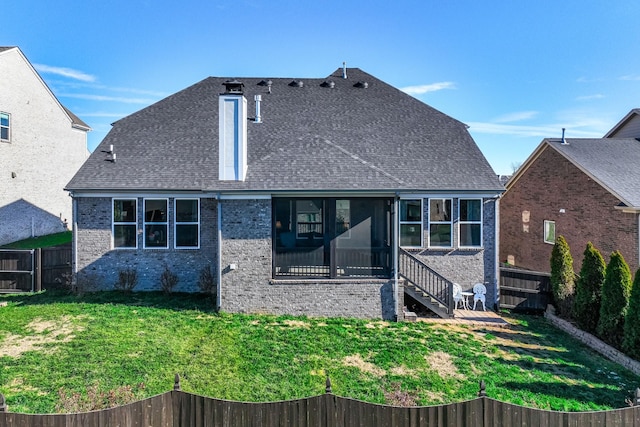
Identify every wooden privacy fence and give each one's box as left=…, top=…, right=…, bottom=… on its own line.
left=0, top=245, right=71, bottom=292
left=2, top=377, right=640, bottom=427
left=499, top=266, right=552, bottom=311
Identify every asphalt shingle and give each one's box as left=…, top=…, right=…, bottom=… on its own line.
left=66, top=68, right=502, bottom=193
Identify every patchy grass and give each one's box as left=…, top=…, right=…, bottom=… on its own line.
left=0, top=231, right=72, bottom=249
left=0, top=291, right=638, bottom=414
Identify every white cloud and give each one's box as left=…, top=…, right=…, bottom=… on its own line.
left=492, top=111, right=538, bottom=123
left=59, top=93, right=155, bottom=104
left=467, top=122, right=603, bottom=139
left=576, top=94, right=605, bottom=101
left=619, top=74, right=640, bottom=81
left=34, top=63, right=96, bottom=82
left=400, top=82, right=456, bottom=95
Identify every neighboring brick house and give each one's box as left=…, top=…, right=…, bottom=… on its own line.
left=501, top=112, right=640, bottom=274
left=0, top=46, right=90, bottom=245
left=66, top=67, right=503, bottom=320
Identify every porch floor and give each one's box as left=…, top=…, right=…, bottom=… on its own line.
left=417, top=309, right=510, bottom=327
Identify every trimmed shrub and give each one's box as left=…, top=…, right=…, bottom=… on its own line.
left=198, top=265, right=217, bottom=306
left=114, top=268, right=138, bottom=293
left=160, top=266, right=179, bottom=294
left=550, top=235, right=575, bottom=316
left=597, top=251, right=632, bottom=347
left=622, top=268, right=640, bottom=355
left=572, top=242, right=605, bottom=333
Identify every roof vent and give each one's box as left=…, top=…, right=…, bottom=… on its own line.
left=354, top=81, right=369, bottom=89
left=254, top=95, right=262, bottom=123
left=321, top=81, right=336, bottom=88
left=289, top=80, right=304, bottom=88
left=222, top=79, right=244, bottom=94
left=561, top=128, right=568, bottom=145
left=257, top=79, right=273, bottom=93
left=342, top=61, right=347, bottom=79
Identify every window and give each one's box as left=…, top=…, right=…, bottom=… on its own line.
left=175, top=199, right=199, bottom=248
left=296, top=199, right=323, bottom=239
left=400, top=199, right=422, bottom=247
left=336, top=199, right=351, bottom=237
left=429, top=199, right=452, bottom=247
left=144, top=199, right=168, bottom=248
left=0, top=112, right=9, bottom=142
left=544, top=220, right=556, bottom=244
left=113, top=199, right=137, bottom=248
left=459, top=199, right=482, bottom=247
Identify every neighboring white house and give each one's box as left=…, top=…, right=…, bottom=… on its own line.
left=0, top=46, right=90, bottom=245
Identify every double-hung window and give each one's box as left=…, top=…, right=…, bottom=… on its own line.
left=0, top=112, right=9, bottom=142
left=429, top=199, right=452, bottom=247
left=459, top=199, right=482, bottom=247
left=144, top=199, right=168, bottom=248
left=113, top=199, right=137, bottom=248
left=175, top=199, right=199, bottom=248
left=400, top=199, right=422, bottom=247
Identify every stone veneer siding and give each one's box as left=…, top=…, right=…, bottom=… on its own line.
left=218, top=198, right=399, bottom=320
left=410, top=198, right=498, bottom=310
left=73, top=196, right=217, bottom=292
left=500, top=146, right=640, bottom=273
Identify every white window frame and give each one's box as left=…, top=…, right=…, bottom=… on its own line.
left=544, top=220, right=556, bottom=245
left=428, top=198, right=453, bottom=248
left=458, top=198, right=483, bottom=248
left=174, top=198, right=200, bottom=249
left=399, top=199, right=423, bottom=248
left=144, top=198, right=169, bottom=249
left=112, top=198, right=138, bottom=249
left=0, top=112, right=10, bottom=142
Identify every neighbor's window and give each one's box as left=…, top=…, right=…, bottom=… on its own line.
left=175, top=199, right=199, bottom=248
left=400, top=199, right=422, bottom=247
left=459, top=199, right=482, bottom=247
left=144, top=199, right=168, bottom=248
left=544, top=220, right=556, bottom=244
left=429, top=199, right=452, bottom=247
left=113, top=199, right=137, bottom=248
left=0, top=112, right=9, bottom=142
left=296, top=199, right=323, bottom=239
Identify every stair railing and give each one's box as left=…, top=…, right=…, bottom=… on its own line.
left=398, top=248, right=454, bottom=315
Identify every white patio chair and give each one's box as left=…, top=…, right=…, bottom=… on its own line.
left=472, top=283, right=486, bottom=311
left=452, top=283, right=464, bottom=309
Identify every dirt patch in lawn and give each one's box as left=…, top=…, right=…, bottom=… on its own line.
left=342, top=354, right=386, bottom=376
left=0, top=315, right=86, bottom=358
left=425, top=351, right=464, bottom=379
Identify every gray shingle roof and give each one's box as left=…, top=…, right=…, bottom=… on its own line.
left=66, top=68, right=502, bottom=193
left=548, top=138, right=640, bottom=207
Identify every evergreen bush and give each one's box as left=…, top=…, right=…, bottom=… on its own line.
left=550, top=235, right=575, bottom=316
left=572, top=242, right=605, bottom=333
left=622, top=268, right=640, bottom=355
left=597, top=251, right=632, bottom=348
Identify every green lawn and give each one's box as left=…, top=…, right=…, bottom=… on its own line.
left=0, top=291, right=637, bottom=414
left=0, top=231, right=71, bottom=249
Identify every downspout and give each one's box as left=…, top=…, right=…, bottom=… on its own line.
left=393, top=197, right=400, bottom=321
left=216, top=193, right=222, bottom=312
left=72, top=195, right=78, bottom=277
left=494, top=197, right=500, bottom=310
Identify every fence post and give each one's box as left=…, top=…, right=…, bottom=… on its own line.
left=325, top=376, right=332, bottom=394
left=35, top=248, right=42, bottom=292
left=478, top=380, right=486, bottom=397
left=174, top=373, right=181, bottom=391
left=0, top=392, right=6, bottom=412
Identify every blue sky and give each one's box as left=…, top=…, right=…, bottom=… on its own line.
left=5, top=0, right=640, bottom=175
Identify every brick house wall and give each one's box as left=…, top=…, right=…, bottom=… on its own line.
left=500, top=146, right=639, bottom=273
left=218, top=199, right=399, bottom=320
left=0, top=48, right=88, bottom=245
left=410, top=197, right=499, bottom=309
left=73, top=197, right=218, bottom=292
